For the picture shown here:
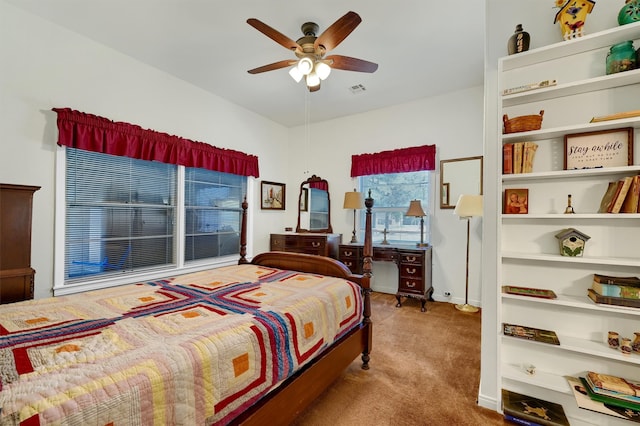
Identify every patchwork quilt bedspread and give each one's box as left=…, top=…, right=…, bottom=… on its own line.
left=0, top=264, right=363, bottom=425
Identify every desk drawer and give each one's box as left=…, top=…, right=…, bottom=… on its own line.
left=398, top=278, right=425, bottom=295
left=399, top=252, right=423, bottom=265
left=374, top=248, right=397, bottom=262
left=399, top=264, right=423, bottom=279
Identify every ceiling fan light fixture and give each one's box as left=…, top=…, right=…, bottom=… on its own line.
left=315, top=61, right=331, bottom=80
left=306, top=72, right=320, bottom=88
left=297, top=57, right=314, bottom=75
left=288, top=66, right=303, bottom=83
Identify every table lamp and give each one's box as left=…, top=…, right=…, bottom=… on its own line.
left=406, top=199, right=428, bottom=247
left=343, top=189, right=364, bottom=243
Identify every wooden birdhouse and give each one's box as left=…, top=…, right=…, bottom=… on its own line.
left=554, top=0, right=596, bottom=40
left=555, top=228, right=591, bottom=257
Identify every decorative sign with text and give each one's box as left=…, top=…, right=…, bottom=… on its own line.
left=564, top=128, right=634, bottom=170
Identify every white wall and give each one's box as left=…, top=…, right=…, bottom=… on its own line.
left=0, top=2, right=290, bottom=299
left=480, top=0, right=623, bottom=410
left=286, top=87, right=485, bottom=301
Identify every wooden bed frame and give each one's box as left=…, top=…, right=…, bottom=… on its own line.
left=233, top=193, right=374, bottom=425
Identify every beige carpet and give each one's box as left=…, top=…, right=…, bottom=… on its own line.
left=292, top=293, right=505, bottom=426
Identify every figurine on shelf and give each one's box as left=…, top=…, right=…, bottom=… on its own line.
left=507, top=24, right=530, bottom=55
left=564, top=194, right=576, bottom=214
left=553, top=0, right=596, bottom=40
left=619, top=0, right=640, bottom=25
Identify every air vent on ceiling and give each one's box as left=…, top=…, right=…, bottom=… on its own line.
left=349, top=84, right=367, bottom=94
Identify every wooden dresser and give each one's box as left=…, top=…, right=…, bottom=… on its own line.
left=0, top=184, right=40, bottom=304
left=339, top=243, right=433, bottom=311
left=270, top=233, right=341, bottom=259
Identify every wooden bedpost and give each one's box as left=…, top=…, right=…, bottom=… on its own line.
left=361, top=190, right=373, bottom=369
left=238, top=197, right=248, bottom=264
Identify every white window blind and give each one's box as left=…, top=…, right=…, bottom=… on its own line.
left=64, top=148, right=247, bottom=284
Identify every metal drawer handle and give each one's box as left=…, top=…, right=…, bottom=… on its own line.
left=345, top=251, right=353, bottom=256
left=345, top=262, right=353, bottom=267
left=405, top=267, right=416, bottom=274
left=406, top=256, right=417, bottom=262
left=405, top=281, right=416, bottom=288
left=312, top=242, right=320, bottom=247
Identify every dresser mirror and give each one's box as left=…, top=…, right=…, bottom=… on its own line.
left=296, top=174, right=333, bottom=233
left=440, top=156, right=483, bottom=209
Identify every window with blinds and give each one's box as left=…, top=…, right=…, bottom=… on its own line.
left=65, top=148, right=247, bottom=283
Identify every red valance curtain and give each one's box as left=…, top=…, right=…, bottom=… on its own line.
left=53, top=108, right=260, bottom=177
left=350, top=144, right=436, bottom=177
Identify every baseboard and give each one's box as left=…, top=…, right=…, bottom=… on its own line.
left=477, top=392, right=499, bottom=411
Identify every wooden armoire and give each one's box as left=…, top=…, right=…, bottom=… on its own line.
left=0, top=183, right=40, bottom=304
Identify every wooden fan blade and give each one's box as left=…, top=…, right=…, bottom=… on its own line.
left=247, top=18, right=302, bottom=54
left=248, top=59, right=296, bottom=74
left=325, top=55, right=378, bottom=73
left=314, top=11, right=361, bottom=52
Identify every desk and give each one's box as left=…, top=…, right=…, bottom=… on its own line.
left=338, top=243, right=433, bottom=312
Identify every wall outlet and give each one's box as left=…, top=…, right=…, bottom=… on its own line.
left=444, top=291, right=451, bottom=297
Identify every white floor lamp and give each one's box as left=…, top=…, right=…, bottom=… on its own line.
left=453, top=194, right=483, bottom=313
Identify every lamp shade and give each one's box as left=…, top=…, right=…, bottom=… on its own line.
left=405, top=199, right=426, bottom=217
left=454, top=194, right=483, bottom=218
left=343, top=190, right=364, bottom=209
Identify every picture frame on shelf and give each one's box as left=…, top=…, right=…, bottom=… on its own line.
left=564, top=127, right=634, bottom=170
left=299, top=188, right=308, bottom=212
left=261, top=181, right=286, bottom=210
left=503, top=188, right=528, bottom=214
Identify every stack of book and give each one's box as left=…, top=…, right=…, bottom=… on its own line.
left=503, top=142, right=538, bottom=174
left=598, top=175, right=640, bottom=213
left=588, top=273, right=640, bottom=308
left=579, top=372, right=640, bottom=412
left=502, top=389, right=570, bottom=426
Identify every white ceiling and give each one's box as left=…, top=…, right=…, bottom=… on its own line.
left=8, top=1, right=486, bottom=128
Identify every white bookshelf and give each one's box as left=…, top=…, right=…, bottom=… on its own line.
left=497, top=21, right=640, bottom=426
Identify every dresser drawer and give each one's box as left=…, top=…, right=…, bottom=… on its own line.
left=297, top=236, right=326, bottom=253
left=270, top=234, right=287, bottom=250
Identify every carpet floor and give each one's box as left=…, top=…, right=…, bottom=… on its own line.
left=291, top=292, right=506, bottom=426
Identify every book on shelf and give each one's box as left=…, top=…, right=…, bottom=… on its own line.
left=502, top=323, right=560, bottom=345
left=580, top=377, right=640, bottom=411
left=502, top=389, right=570, bottom=426
left=598, top=181, right=621, bottom=213
left=587, top=288, right=640, bottom=308
left=590, top=109, right=640, bottom=123
left=586, top=371, right=640, bottom=398
left=502, top=79, right=558, bottom=96
left=503, top=142, right=538, bottom=175
left=609, top=176, right=634, bottom=213
left=513, top=143, right=524, bottom=174
left=522, top=142, right=538, bottom=173
left=504, top=413, right=543, bottom=426
left=593, top=273, right=640, bottom=286
left=502, top=285, right=557, bottom=299
left=503, top=143, right=514, bottom=174
left=566, top=376, right=640, bottom=423
left=592, top=281, right=640, bottom=299
left=621, top=175, right=640, bottom=213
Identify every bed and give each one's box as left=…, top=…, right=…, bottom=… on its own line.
left=0, top=194, right=373, bottom=425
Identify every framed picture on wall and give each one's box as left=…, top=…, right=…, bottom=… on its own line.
left=261, top=181, right=286, bottom=210
left=503, top=188, right=528, bottom=214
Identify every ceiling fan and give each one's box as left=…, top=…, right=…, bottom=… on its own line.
left=247, top=11, right=378, bottom=92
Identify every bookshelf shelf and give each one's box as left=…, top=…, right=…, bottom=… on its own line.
left=501, top=252, right=640, bottom=267
left=501, top=118, right=640, bottom=143
left=501, top=292, right=640, bottom=316
left=502, top=69, right=640, bottom=107
left=502, top=166, right=640, bottom=181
